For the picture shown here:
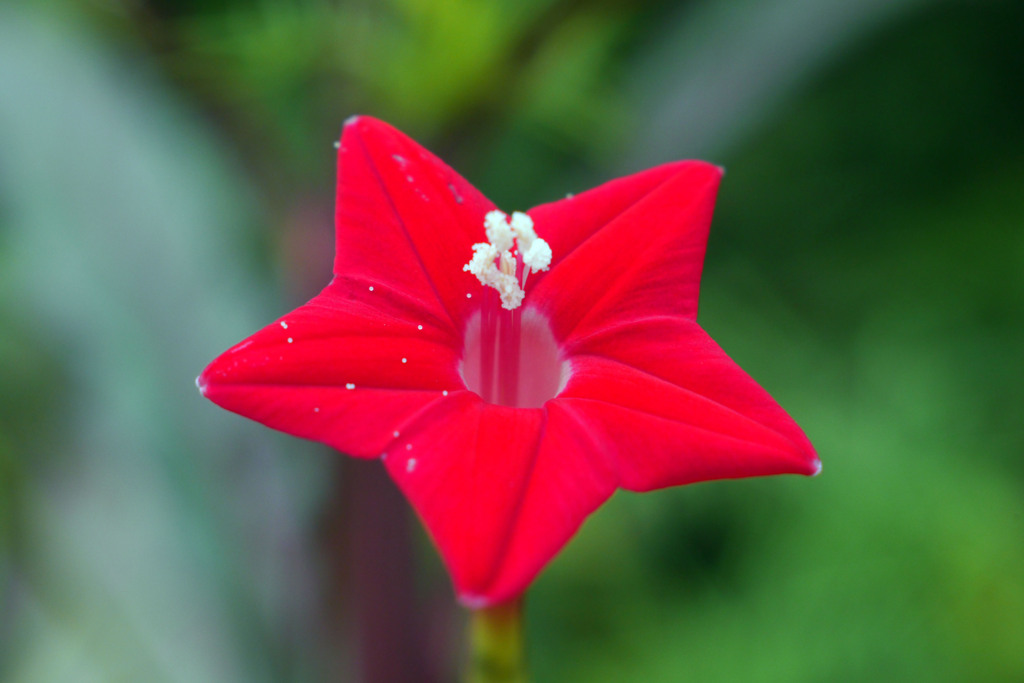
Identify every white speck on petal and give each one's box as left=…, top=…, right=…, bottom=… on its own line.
left=280, top=321, right=288, bottom=329
left=287, top=337, right=293, bottom=343
left=407, top=458, right=417, bottom=472
left=345, top=383, right=355, bottom=390
left=406, top=175, right=414, bottom=182
left=417, top=325, right=423, bottom=330
left=392, top=154, right=407, bottom=167
left=344, top=115, right=361, bottom=127
left=368, top=285, right=374, bottom=292
left=405, top=443, right=412, bottom=451
left=442, top=390, right=448, bottom=396
left=401, top=357, right=407, bottom=364
left=393, top=430, right=400, bottom=438
left=466, top=293, right=472, bottom=298
left=313, top=407, right=320, bottom=413
left=333, top=141, right=341, bottom=149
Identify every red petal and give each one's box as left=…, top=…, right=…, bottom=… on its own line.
left=333, top=117, right=494, bottom=331
left=384, top=397, right=617, bottom=605
left=527, top=161, right=721, bottom=343
left=198, top=279, right=462, bottom=458
left=560, top=316, right=819, bottom=489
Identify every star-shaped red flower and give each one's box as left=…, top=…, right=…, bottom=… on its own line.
left=198, top=116, right=819, bottom=606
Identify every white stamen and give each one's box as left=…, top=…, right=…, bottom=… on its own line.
left=484, top=210, right=514, bottom=252
left=509, top=212, right=535, bottom=248
left=523, top=238, right=552, bottom=272
left=345, top=383, right=355, bottom=390
left=464, top=242, right=499, bottom=281
left=463, top=209, right=551, bottom=310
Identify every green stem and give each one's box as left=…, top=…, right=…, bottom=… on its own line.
left=466, top=598, right=528, bottom=683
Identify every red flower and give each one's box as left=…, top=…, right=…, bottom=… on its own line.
left=198, top=116, right=819, bottom=606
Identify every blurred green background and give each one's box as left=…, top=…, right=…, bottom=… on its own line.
left=1, top=0, right=1022, bottom=681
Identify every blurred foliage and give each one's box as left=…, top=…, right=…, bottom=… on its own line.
left=1, top=0, right=1022, bottom=682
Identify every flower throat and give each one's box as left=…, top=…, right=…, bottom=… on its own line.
left=461, top=211, right=565, bottom=408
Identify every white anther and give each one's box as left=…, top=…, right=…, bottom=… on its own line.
left=464, top=243, right=499, bottom=285
left=522, top=238, right=552, bottom=272
left=484, top=210, right=514, bottom=252
left=509, top=212, right=536, bottom=248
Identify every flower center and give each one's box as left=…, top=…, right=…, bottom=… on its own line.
left=461, top=210, right=564, bottom=407
left=461, top=306, right=567, bottom=408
